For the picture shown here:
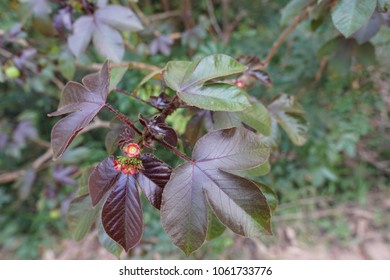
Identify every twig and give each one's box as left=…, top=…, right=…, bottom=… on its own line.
left=154, top=137, right=192, bottom=162
left=104, top=103, right=142, bottom=135
left=76, top=61, right=160, bottom=72
left=0, top=119, right=110, bottom=185
left=129, top=1, right=161, bottom=37
left=114, top=88, right=161, bottom=111
left=50, top=76, right=65, bottom=90
left=263, top=6, right=312, bottom=67
left=148, top=10, right=181, bottom=22
left=222, top=10, right=247, bottom=45
left=206, top=0, right=223, bottom=38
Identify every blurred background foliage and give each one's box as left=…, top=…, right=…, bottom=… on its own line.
left=0, top=0, right=389, bottom=259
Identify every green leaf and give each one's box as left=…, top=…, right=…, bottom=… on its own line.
left=256, top=182, right=278, bottom=213
left=164, top=61, right=192, bottom=91
left=67, top=195, right=99, bottom=241
left=133, top=69, right=161, bottom=94
left=77, top=166, right=95, bottom=197
left=281, top=0, right=313, bottom=26
left=58, top=51, right=75, bottom=81
left=355, top=42, right=376, bottom=66
left=236, top=99, right=271, bottom=136
left=243, top=161, right=271, bottom=177
left=164, top=54, right=250, bottom=112
left=177, top=83, right=250, bottom=112
left=269, top=94, right=308, bottom=146
left=206, top=209, right=226, bottom=241
left=331, top=0, right=376, bottom=38
left=212, top=111, right=241, bottom=130
left=109, top=66, right=128, bottom=91
left=377, top=0, right=390, bottom=12
left=97, top=214, right=123, bottom=258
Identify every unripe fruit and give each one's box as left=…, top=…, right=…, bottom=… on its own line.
left=5, top=66, right=20, bottom=79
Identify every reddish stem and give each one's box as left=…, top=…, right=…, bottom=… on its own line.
left=104, top=103, right=142, bottom=135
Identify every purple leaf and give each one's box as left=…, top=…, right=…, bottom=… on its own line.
left=68, top=16, right=95, bottom=58
left=149, top=35, right=173, bottom=56
left=138, top=154, right=172, bottom=209
left=89, top=157, right=121, bottom=207
left=161, top=127, right=271, bottom=255
left=95, top=5, right=143, bottom=32
left=54, top=165, right=78, bottom=186
left=53, top=8, right=73, bottom=35
left=102, top=174, right=143, bottom=252
left=92, top=22, right=124, bottom=63
left=12, top=120, right=37, bottom=147
left=48, top=61, right=110, bottom=160
left=353, top=11, right=382, bottom=44
left=67, top=5, right=142, bottom=61
left=29, top=0, right=51, bottom=18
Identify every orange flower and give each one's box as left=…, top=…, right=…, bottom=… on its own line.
left=124, top=143, right=141, bottom=157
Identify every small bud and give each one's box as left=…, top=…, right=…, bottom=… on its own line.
left=124, top=143, right=141, bottom=158
left=235, top=80, right=245, bottom=89
left=113, top=160, right=122, bottom=172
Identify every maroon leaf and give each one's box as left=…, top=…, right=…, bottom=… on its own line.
left=138, top=154, right=172, bottom=209
left=185, top=110, right=206, bottom=146
left=236, top=55, right=272, bottom=87
left=95, top=5, right=143, bottom=32
left=139, top=116, right=178, bottom=147
left=89, top=157, right=121, bottom=206
left=48, top=61, right=110, bottom=160
left=102, top=174, right=143, bottom=252
left=161, top=127, right=271, bottom=255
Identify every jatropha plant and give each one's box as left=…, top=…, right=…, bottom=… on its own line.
left=49, top=54, right=307, bottom=256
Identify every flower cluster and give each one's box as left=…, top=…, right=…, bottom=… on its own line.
left=113, top=143, right=143, bottom=175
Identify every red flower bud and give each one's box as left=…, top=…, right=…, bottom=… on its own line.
left=235, top=80, right=245, bottom=89
left=124, top=143, right=141, bottom=158
left=113, top=160, right=122, bottom=172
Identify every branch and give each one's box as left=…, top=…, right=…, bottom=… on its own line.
left=263, top=6, right=312, bottom=67
left=76, top=61, right=160, bottom=72
left=0, top=118, right=110, bottom=185
left=206, top=0, right=223, bottom=38
left=148, top=9, right=181, bottom=22
left=114, top=88, right=161, bottom=111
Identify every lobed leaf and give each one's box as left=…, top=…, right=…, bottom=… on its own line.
left=67, top=5, right=143, bottom=62
left=48, top=61, right=110, bottom=160
left=268, top=94, right=308, bottom=146
left=161, top=127, right=271, bottom=255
